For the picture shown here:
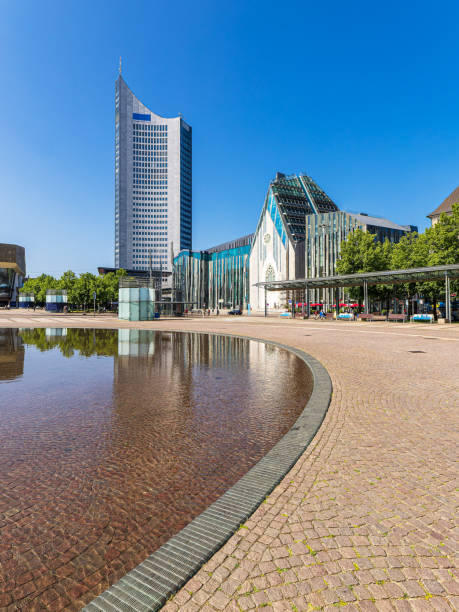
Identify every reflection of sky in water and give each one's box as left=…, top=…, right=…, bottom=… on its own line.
left=0, top=328, right=313, bottom=610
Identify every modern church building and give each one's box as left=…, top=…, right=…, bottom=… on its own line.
left=115, top=71, right=192, bottom=280
left=249, top=173, right=416, bottom=310
left=173, top=172, right=417, bottom=312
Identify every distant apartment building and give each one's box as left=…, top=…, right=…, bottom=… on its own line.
left=115, top=73, right=192, bottom=277
left=427, top=185, right=458, bottom=225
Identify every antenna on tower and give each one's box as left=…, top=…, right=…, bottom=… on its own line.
left=119, top=56, right=122, bottom=75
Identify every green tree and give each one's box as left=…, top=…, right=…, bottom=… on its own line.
left=422, top=203, right=459, bottom=316
left=336, top=229, right=385, bottom=275
left=336, top=229, right=393, bottom=307
left=73, top=272, right=97, bottom=311
left=20, top=274, right=57, bottom=304
left=58, top=270, right=78, bottom=306
left=95, top=269, right=127, bottom=307
left=426, top=203, right=459, bottom=266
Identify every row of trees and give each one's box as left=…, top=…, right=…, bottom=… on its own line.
left=20, top=269, right=127, bottom=309
left=336, top=204, right=459, bottom=314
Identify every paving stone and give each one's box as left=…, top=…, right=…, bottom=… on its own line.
left=1, top=315, right=457, bottom=611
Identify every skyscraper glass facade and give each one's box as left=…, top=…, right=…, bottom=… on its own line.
left=115, top=75, right=192, bottom=276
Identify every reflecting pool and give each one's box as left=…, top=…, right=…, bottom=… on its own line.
left=0, top=328, right=313, bottom=609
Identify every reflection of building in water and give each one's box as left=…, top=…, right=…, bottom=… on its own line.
left=45, top=328, right=67, bottom=338
left=113, top=330, right=252, bottom=422
left=109, top=328, right=312, bottom=557
left=0, top=328, right=24, bottom=381
left=116, top=329, right=252, bottom=366
left=176, top=332, right=250, bottom=371
left=118, top=329, right=155, bottom=356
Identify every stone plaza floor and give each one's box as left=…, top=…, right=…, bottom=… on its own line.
left=0, top=311, right=458, bottom=611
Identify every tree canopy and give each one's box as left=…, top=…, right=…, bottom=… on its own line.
left=336, top=204, right=459, bottom=307
left=20, top=269, right=127, bottom=309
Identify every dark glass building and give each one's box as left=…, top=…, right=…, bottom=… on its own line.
left=0, top=243, right=26, bottom=307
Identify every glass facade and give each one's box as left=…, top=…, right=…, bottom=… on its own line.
left=115, top=74, right=192, bottom=276
left=174, top=172, right=418, bottom=313
left=0, top=268, right=16, bottom=303
left=305, top=211, right=417, bottom=305
left=45, top=290, right=68, bottom=312
left=0, top=243, right=26, bottom=306
left=174, top=236, right=252, bottom=310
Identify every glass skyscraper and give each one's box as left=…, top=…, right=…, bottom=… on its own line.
left=115, top=73, right=192, bottom=276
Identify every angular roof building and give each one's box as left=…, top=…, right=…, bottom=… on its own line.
left=249, top=172, right=416, bottom=311
left=259, top=172, right=339, bottom=248
left=427, top=185, right=459, bottom=225
left=250, top=173, right=340, bottom=308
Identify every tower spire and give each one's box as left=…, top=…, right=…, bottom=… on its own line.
left=119, top=56, right=122, bottom=76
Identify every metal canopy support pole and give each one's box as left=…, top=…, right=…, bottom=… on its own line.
left=445, top=272, right=451, bottom=322
left=264, top=286, right=267, bottom=318
left=335, top=288, right=339, bottom=319
left=306, top=284, right=310, bottom=318
left=364, top=281, right=369, bottom=314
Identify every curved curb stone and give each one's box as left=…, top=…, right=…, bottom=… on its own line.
left=82, top=332, right=332, bottom=612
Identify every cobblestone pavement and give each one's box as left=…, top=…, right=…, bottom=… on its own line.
left=0, top=312, right=458, bottom=611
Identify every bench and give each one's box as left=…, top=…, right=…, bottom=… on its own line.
left=358, top=313, right=373, bottom=321
left=338, top=313, right=354, bottom=320
left=411, top=314, right=434, bottom=323
left=388, top=314, right=406, bottom=322
left=372, top=315, right=387, bottom=321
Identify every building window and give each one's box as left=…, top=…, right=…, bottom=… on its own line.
left=265, top=265, right=275, bottom=282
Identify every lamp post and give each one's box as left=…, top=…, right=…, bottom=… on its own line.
left=318, top=222, right=331, bottom=309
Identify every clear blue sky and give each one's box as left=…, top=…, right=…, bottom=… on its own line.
left=1, top=0, right=459, bottom=276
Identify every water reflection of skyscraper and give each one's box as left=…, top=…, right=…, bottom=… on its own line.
left=0, top=328, right=24, bottom=381
left=115, top=329, right=251, bottom=369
